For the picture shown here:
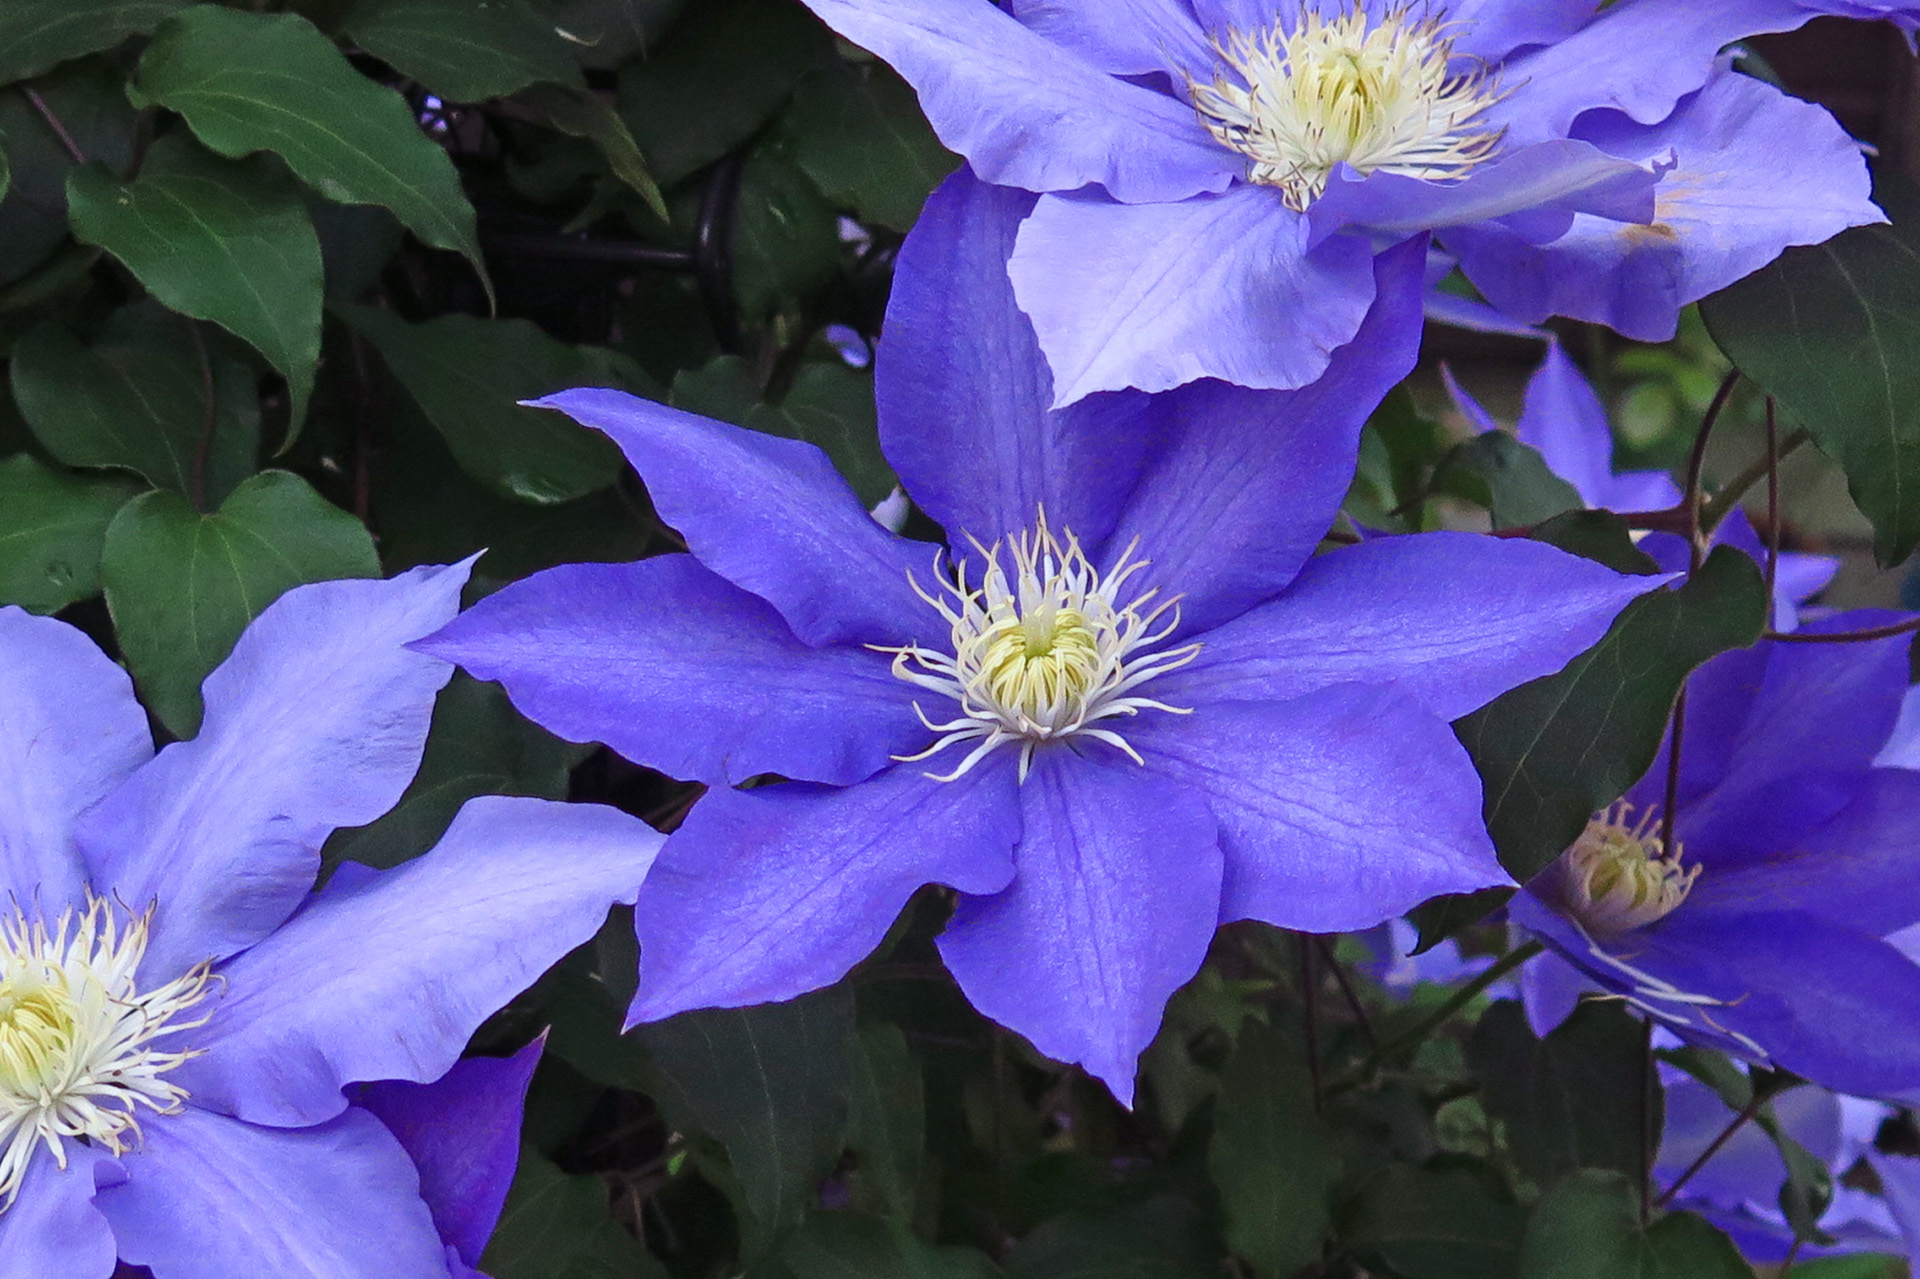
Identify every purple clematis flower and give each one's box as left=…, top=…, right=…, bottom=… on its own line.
left=0, top=565, right=663, bottom=1278
left=1510, top=616, right=1920, bottom=1097
left=421, top=173, right=1668, bottom=1102
left=790, top=0, right=1884, bottom=405
left=1444, top=339, right=1841, bottom=627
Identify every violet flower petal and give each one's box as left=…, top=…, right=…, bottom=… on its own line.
left=181, top=797, right=656, bottom=1127
left=937, top=746, right=1222, bottom=1106
left=532, top=389, right=930, bottom=648
left=0, top=1144, right=120, bottom=1279
left=1130, top=685, right=1511, bottom=932
left=77, top=562, right=468, bottom=982
left=98, top=1106, right=449, bottom=1279
left=1007, top=0, right=1214, bottom=78
left=417, top=556, right=922, bottom=788
left=628, top=758, right=1021, bottom=1024
left=0, top=608, right=150, bottom=910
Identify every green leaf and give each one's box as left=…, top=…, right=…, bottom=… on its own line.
left=1518, top=1172, right=1751, bottom=1279
left=1432, top=431, right=1585, bottom=530
left=481, top=1144, right=667, bottom=1279
left=732, top=150, right=841, bottom=324
left=1701, top=167, right=1920, bottom=564
left=672, top=356, right=893, bottom=506
left=132, top=6, right=490, bottom=304
left=779, top=1213, right=1000, bottom=1279
left=337, top=306, right=637, bottom=503
left=1455, top=545, right=1768, bottom=884
left=1528, top=510, right=1664, bottom=576
left=1344, top=1164, right=1528, bottom=1279
left=845, top=1022, right=925, bottom=1222
left=615, top=0, right=831, bottom=187
left=1208, top=1019, right=1335, bottom=1278
left=11, top=305, right=260, bottom=504
left=0, top=453, right=140, bottom=612
left=0, top=132, right=10, bottom=205
left=514, top=83, right=665, bottom=218
left=101, top=469, right=379, bottom=736
left=1003, top=1198, right=1219, bottom=1279
left=528, top=0, right=682, bottom=69
left=634, top=988, right=856, bottom=1253
left=1406, top=887, right=1517, bottom=955
left=324, top=675, right=586, bottom=870
left=1468, top=1001, right=1656, bottom=1187
left=342, top=0, right=584, bottom=102
left=66, top=132, right=322, bottom=435
left=0, top=59, right=139, bottom=289
left=1787, top=1256, right=1907, bottom=1279
left=0, top=0, right=190, bottom=87
left=782, top=59, right=956, bottom=232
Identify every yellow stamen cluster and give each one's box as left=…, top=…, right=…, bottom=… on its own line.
left=1190, top=3, right=1506, bottom=210
left=878, top=512, right=1202, bottom=781
left=0, top=894, right=214, bottom=1210
left=1548, top=802, right=1700, bottom=941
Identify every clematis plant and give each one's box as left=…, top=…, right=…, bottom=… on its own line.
left=423, top=173, right=1670, bottom=1102
left=788, top=0, right=1886, bottom=405
left=1512, top=619, right=1920, bottom=1097
left=0, top=564, right=662, bottom=1277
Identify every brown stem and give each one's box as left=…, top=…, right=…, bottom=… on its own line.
left=1315, top=934, right=1379, bottom=1051
left=1697, top=428, right=1812, bottom=534
left=1654, top=1090, right=1769, bottom=1211
left=1764, top=615, right=1920, bottom=644
left=22, top=87, right=86, bottom=165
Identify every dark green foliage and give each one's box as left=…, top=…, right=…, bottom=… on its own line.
left=1516, top=1172, right=1750, bottom=1279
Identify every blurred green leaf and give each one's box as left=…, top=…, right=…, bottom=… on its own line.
left=528, top=0, right=685, bottom=69
left=342, top=0, right=584, bottom=101
left=1518, top=1172, right=1750, bottom=1279
left=0, top=452, right=140, bottom=613
left=1702, top=167, right=1920, bottom=564
left=0, top=59, right=138, bottom=289
left=482, top=1144, right=667, bottom=1279
left=337, top=306, right=638, bottom=504
left=1787, top=1256, right=1908, bottom=1279
left=0, top=0, right=190, bottom=87
left=101, top=468, right=378, bottom=736
left=0, top=134, right=10, bottom=205
left=1432, top=431, right=1584, bottom=530
left=12, top=304, right=260, bottom=503
left=732, top=150, right=841, bottom=324
left=635, top=988, right=856, bottom=1254
left=67, top=133, right=322, bottom=435
left=325, top=674, right=587, bottom=870
left=672, top=355, right=893, bottom=506
left=1344, top=1164, right=1527, bottom=1279
left=615, top=0, right=830, bottom=187
left=132, top=6, right=491, bottom=304
left=783, top=59, right=955, bottom=232
left=1209, top=1019, right=1334, bottom=1278
left=845, top=1022, right=925, bottom=1223
left=1468, top=1001, right=1655, bottom=1188
left=515, top=83, right=666, bottom=217
left=779, top=1213, right=1000, bottom=1279
left=1455, top=545, right=1767, bottom=885
left=1003, top=1197, right=1219, bottom=1279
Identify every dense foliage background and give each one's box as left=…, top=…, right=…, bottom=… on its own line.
left=7, top=2, right=1920, bottom=1276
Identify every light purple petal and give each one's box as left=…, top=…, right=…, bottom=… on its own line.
left=0, top=609, right=151, bottom=910
left=799, top=0, right=1234, bottom=201
left=1660, top=1075, right=1841, bottom=1207
left=1097, top=235, right=1428, bottom=634
left=1129, top=685, right=1512, bottom=932
left=418, top=556, right=921, bottom=788
left=1491, top=0, right=1814, bottom=146
left=1441, top=363, right=1504, bottom=435
left=1158, top=532, right=1669, bottom=721
left=1007, top=0, right=1213, bottom=78
left=1687, top=769, right=1920, bottom=938
left=533, top=389, right=930, bottom=648
left=0, top=1145, right=119, bottom=1279
left=936, top=746, right=1221, bottom=1105
left=1877, top=685, right=1920, bottom=769
left=1454, top=70, right=1882, bottom=341
left=1008, top=185, right=1379, bottom=404
left=877, top=172, right=1158, bottom=551
left=99, top=1106, right=450, bottom=1279
left=1519, top=951, right=1597, bottom=1037
left=1307, top=140, right=1657, bottom=245
left=180, top=797, right=656, bottom=1127
left=76, top=562, right=469, bottom=982
left=1868, top=1153, right=1920, bottom=1267
left=356, top=1037, right=544, bottom=1269
left=1514, top=340, right=1625, bottom=508
left=629, top=758, right=1021, bottom=1023
left=1445, top=0, right=1602, bottom=59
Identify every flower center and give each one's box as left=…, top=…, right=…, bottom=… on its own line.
left=1189, top=3, right=1505, bottom=211
left=0, top=894, right=214, bottom=1211
left=1547, top=802, right=1699, bottom=941
left=879, top=512, right=1202, bottom=781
